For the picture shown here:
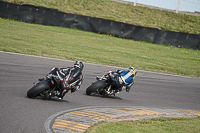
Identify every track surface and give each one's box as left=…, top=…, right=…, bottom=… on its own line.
left=0, top=51, right=200, bottom=133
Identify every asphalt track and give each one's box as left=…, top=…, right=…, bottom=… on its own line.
left=0, top=51, right=200, bottom=133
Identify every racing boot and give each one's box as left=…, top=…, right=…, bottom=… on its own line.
left=126, top=86, right=130, bottom=93
left=58, top=89, right=67, bottom=99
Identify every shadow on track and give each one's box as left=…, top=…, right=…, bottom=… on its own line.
left=25, top=96, right=69, bottom=102
left=83, top=93, right=123, bottom=100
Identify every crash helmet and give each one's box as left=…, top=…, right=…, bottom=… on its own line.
left=74, top=60, right=84, bottom=71
left=128, top=67, right=137, bottom=76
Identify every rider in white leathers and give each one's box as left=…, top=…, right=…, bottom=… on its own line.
left=108, top=67, right=137, bottom=92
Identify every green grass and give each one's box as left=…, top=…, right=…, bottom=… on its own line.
left=3, top=0, right=200, bottom=34
left=0, top=1, right=200, bottom=131
left=85, top=117, right=200, bottom=133
left=0, top=18, right=200, bottom=78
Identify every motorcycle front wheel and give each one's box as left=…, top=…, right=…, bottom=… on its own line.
left=27, top=80, right=51, bottom=98
left=86, top=80, right=106, bottom=95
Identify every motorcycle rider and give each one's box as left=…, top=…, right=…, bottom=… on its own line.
left=44, top=60, right=84, bottom=99
left=106, top=67, right=137, bottom=93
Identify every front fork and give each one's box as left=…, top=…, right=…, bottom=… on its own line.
left=105, top=85, right=116, bottom=96
left=45, top=81, right=60, bottom=98
left=97, top=75, right=116, bottom=96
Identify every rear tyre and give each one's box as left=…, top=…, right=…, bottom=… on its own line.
left=86, top=80, right=106, bottom=95
left=27, top=80, right=50, bottom=98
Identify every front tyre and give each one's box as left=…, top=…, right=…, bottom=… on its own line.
left=86, top=80, right=106, bottom=95
left=27, top=80, right=50, bottom=98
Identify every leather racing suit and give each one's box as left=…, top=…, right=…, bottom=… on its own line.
left=46, top=66, right=84, bottom=98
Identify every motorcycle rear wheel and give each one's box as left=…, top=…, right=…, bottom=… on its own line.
left=86, top=80, right=106, bottom=95
left=27, top=80, right=50, bottom=98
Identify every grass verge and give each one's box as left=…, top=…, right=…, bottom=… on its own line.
left=0, top=18, right=200, bottom=78
left=3, top=0, right=200, bottom=34
left=85, top=117, right=200, bottom=133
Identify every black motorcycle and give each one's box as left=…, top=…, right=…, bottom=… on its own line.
left=27, top=75, right=61, bottom=99
left=86, top=72, right=125, bottom=96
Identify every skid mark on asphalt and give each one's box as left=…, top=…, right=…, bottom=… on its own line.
left=114, top=107, right=162, bottom=115
left=174, top=109, right=200, bottom=116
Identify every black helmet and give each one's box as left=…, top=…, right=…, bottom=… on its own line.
left=74, top=60, right=84, bottom=71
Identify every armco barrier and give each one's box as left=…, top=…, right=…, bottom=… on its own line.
left=0, top=1, right=199, bottom=49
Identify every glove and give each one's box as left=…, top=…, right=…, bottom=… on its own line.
left=46, top=74, right=53, bottom=80
left=121, top=86, right=126, bottom=91
left=38, top=78, right=44, bottom=81
left=126, top=86, right=130, bottom=92
left=116, top=70, right=123, bottom=74
left=52, top=75, right=60, bottom=84
left=71, top=86, right=79, bottom=93
left=109, top=71, right=113, bottom=74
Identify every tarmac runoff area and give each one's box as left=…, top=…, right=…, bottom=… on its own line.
left=45, top=106, right=200, bottom=133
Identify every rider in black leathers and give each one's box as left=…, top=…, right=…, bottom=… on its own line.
left=44, top=60, right=84, bottom=99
